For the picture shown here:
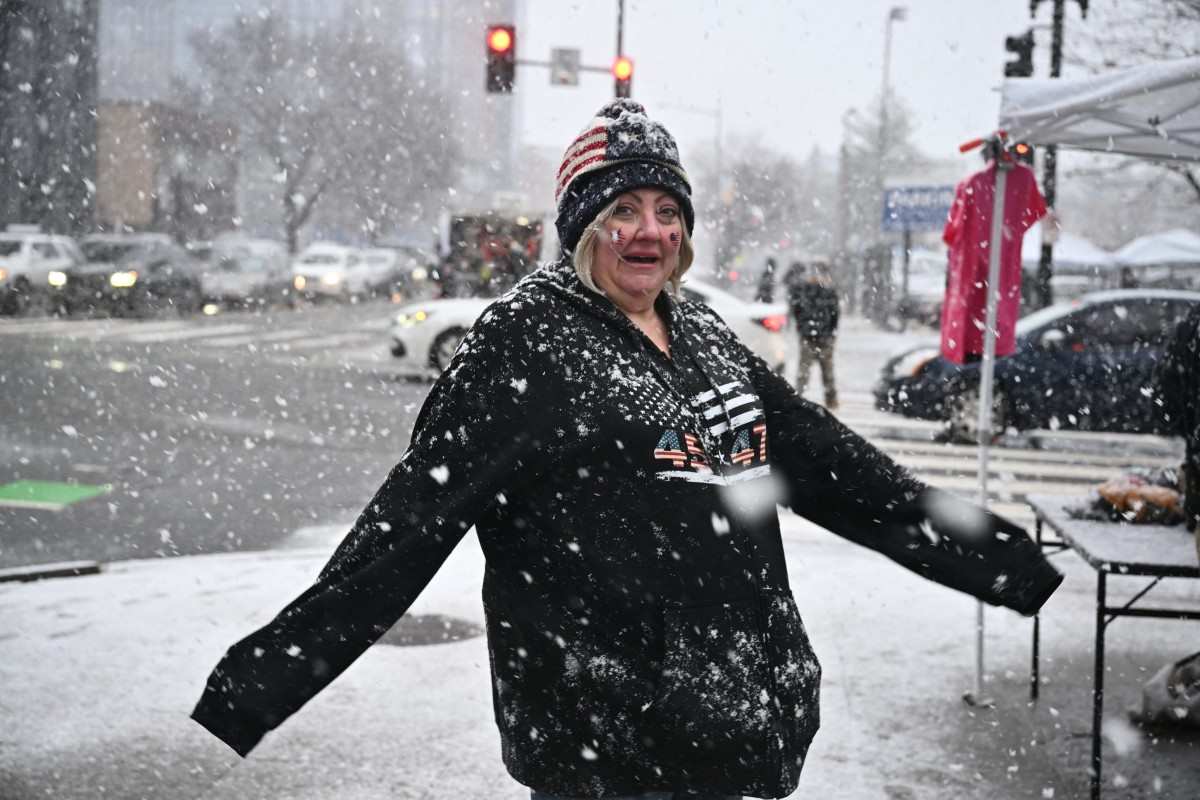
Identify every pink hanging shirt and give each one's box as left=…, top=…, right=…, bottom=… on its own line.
left=940, top=161, right=1047, bottom=364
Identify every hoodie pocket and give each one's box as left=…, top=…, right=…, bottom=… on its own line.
left=762, top=592, right=822, bottom=784
left=651, top=600, right=773, bottom=782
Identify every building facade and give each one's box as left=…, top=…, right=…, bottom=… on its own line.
left=94, top=0, right=519, bottom=245
left=0, top=0, right=100, bottom=234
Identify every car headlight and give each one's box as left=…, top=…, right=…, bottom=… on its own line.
left=411, top=267, right=428, bottom=281
left=293, top=275, right=307, bottom=290
left=109, top=270, right=138, bottom=288
left=47, top=270, right=68, bottom=287
left=394, top=309, right=431, bottom=327
left=893, top=347, right=940, bottom=378
left=319, top=272, right=343, bottom=286
left=0, top=267, right=8, bottom=282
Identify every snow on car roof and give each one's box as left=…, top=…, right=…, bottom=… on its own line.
left=1075, top=287, right=1200, bottom=303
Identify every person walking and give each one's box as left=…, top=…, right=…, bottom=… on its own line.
left=787, top=260, right=840, bottom=410
left=191, top=100, right=1062, bottom=800
left=753, top=256, right=777, bottom=302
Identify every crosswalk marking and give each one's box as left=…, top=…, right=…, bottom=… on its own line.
left=276, top=331, right=379, bottom=350
left=121, top=322, right=255, bottom=344
left=804, top=392, right=1181, bottom=530
left=892, top=452, right=1134, bottom=482
left=203, top=328, right=315, bottom=348
left=875, top=437, right=1170, bottom=468
left=90, top=319, right=200, bottom=340
left=0, top=311, right=396, bottom=354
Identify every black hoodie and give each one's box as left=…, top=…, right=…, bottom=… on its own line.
left=192, top=259, right=1062, bottom=798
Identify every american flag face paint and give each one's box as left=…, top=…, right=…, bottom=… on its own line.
left=668, top=231, right=681, bottom=250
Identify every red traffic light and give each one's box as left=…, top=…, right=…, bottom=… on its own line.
left=487, top=26, right=513, bottom=54
left=613, top=55, right=633, bottom=98
left=485, top=25, right=516, bottom=93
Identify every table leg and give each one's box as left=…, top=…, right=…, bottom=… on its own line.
left=1031, top=518, right=1043, bottom=701
left=1090, top=571, right=1107, bottom=800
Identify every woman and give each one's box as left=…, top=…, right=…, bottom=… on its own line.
left=192, top=100, right=1062, bottom=800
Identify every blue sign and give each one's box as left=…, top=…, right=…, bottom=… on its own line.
left=881, top=185, right=955, bottom=233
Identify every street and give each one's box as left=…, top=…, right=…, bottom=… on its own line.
left=0, top=300, right=425, bottom=568
left=1, top=307, right=1196, bottom=799
left=0, top=308, right=1182, bottom=571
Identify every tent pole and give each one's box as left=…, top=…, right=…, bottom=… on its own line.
left=965, top=156, right=1012, bottom=708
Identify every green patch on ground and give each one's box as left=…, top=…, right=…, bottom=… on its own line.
left=0, top=480, right=111, bottom=511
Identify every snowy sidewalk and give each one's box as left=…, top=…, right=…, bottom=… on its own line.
left=3, top=511, right=1198, bottom=799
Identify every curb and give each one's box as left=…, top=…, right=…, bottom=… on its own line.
left=0, top=560, right=102, bottom=584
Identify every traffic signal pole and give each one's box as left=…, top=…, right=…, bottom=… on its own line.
left=1034, top=0, right=1064, bottom=309
left=1030, top=0, right=1087, bottom=308
left=616, top=0, right=624, bottom=62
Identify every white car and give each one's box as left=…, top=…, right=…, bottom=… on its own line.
left=359, top=248, right=404, bottom=294
left=678, top=280, right=793, bottom=371
left=201, top=237, right=290, bottom=307
left=0, top=228, right=85, bottom=314
left=388, top=277, right=793, bottom=374
left=290, top=243, right=374, bottom=299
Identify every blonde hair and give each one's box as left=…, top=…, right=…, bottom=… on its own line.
left=572, top=196, right=694, bottom=295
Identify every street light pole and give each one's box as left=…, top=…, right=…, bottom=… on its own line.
left=876, top=6, right=906, bottom=322
left=878, top=7, right=906, bottom=174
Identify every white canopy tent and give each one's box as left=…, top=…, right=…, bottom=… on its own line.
left=957, top=57, right=1200, bottom=718
left=1021, top=224, right=1115, bottom=272
left=999, top=56, right=1200, bottom=161
left=1115, top=227, right=1200, bottom=267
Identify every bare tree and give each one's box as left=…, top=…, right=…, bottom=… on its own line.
left=1065, top=0, right=1200, bottom=205
left=184, top=14, right=458, bottom=253
left=693, top=137, right=836, bottom=280
left=839, top=92, right=926, bottom=251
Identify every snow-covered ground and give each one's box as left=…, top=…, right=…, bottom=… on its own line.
left=3, top=507, right=1198, bottom=799
left=2, top=313, right=1196, bottom=799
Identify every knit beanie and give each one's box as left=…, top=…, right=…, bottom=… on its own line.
left=554, top=99, right=694, bottom=255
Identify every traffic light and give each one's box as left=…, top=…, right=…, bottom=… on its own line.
left=486, top=24, right=515, bottom=93
left=613, top=55, right=633, bottom=98
left=1004, top=30, right=1034, bottom=78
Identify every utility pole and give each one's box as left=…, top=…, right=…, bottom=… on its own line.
left=616, top=0, right=625, bottom=98
left=875, top=7, right=905, bottom=323
left=1030, top=0, right=1088, bottom=308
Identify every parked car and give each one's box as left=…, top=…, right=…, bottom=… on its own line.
left=66, top=238, right=205, bottom=317
left=874, top=289, right=1200, bottom=436
left=199, top=237, right=290, bottom=308
left=0, top=227, right=84, bottom=315
left=201, top=252, right=290, bottom=309
left=390, top=244, right=436, bottom=292
left=388, top=277, right=793, bottom=374
left=290, top=243, right=378, bottom=300
left=359, top=248, right=403, bottom=295
left=80, top=232, right=175, bottom=261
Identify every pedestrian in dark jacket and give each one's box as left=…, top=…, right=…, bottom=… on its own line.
left=787, top=261, right=840, bottom=410
left=754, top=257, right=777, bottom=303
left=1156, top=304, right=1200, bottom=532
left=191, top=100, right=1062, bottom=800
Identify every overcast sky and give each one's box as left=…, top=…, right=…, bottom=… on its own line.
left=513, top=0, right=1079, bottom=170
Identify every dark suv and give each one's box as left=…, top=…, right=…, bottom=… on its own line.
left=68, top=238, right=204, bottom=317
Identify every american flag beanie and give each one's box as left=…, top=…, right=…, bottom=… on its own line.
left=554, top=99, right=694, bottom=255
